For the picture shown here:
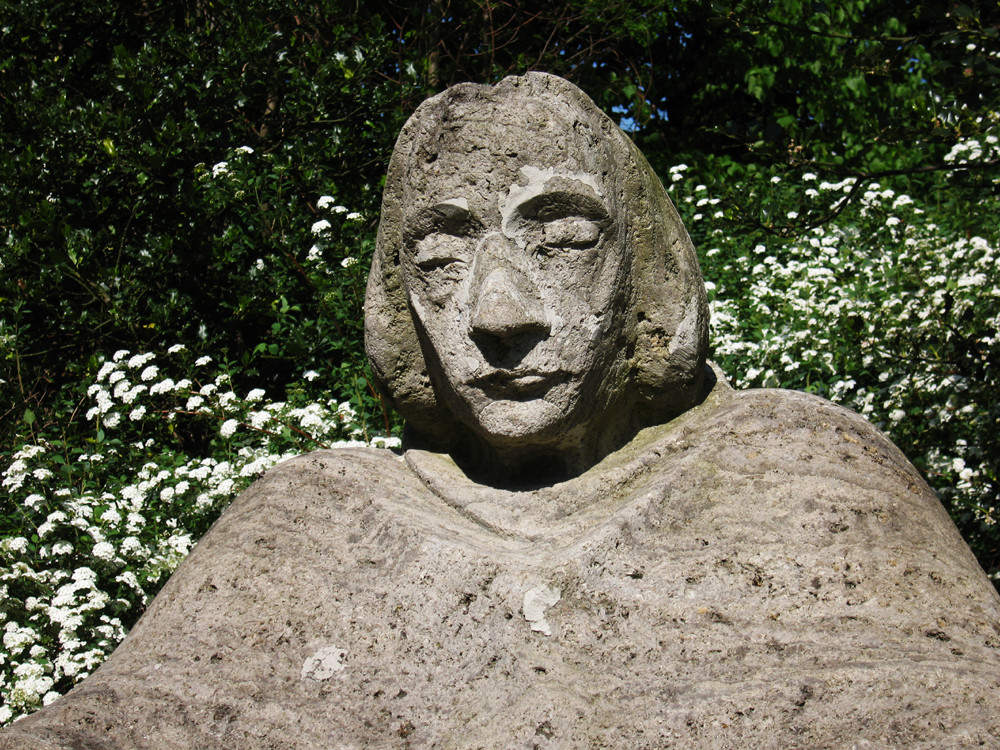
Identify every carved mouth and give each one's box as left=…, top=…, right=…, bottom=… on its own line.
left=472, top=370, right=563, bottom=399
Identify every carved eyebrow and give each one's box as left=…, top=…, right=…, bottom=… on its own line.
left=515, top=189, right=610, bottom=222
left=404, top=199, right=476, bottom=242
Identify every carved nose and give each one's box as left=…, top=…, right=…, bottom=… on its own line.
left=471, top=270, right=549, bottom=340
left=470, top=235, right=549, bottom=342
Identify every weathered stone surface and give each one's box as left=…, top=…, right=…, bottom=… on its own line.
left=4, top=380, right=1000, bottom=748
left=366, top=73, right=707, bottom=481
left=5, top=72, right=999, bottom=748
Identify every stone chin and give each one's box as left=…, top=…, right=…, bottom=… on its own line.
left=475, top=398, right=569, bottom=444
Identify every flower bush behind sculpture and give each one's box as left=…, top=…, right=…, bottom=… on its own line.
left=0, top=343, right=399, bottom=723
left=2, top=143, right=998, bottom=726
left=668, top=148, right=999, bottom=567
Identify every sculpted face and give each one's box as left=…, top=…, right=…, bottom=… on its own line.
left=366, top=74, right=709, bottom=479
left=398, top=109, right=631, bottom=451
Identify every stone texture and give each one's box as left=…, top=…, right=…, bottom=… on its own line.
left=365, top=73, right=707, bottom=480
left=4, top=380, right=1000, bottom=748
left=5, top=73, right=1000, bottom=748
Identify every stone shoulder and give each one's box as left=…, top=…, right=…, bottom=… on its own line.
left=175, top=446, right=424, bottom=563
left=728, top=386, right=905, bottom=441
left=704, top=386, right=925, bottom=482
left=264, top=445, right=410, bottom=483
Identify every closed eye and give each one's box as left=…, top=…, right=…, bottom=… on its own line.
left=511, top=189, right=610, bottom=255
left=520, top=190, right=609, bottom=224
left=542, top=217, right=602, bottom=249
left=413, top=233, right=468, bottom=274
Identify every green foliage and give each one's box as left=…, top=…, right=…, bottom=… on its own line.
left=0, top=0, right=412, bottom=448
left=2, top=0, right=999, bottom=726
left=0, top=346, right=398, bottom=723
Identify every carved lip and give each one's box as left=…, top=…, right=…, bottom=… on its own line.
left=472, top=370, right=562, bottom=397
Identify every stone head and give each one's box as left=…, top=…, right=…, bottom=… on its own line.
left=365, top=73, right=708, bottom=481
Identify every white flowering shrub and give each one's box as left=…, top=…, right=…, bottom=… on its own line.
left=1, top=120, right=396, bottom=724
left=3, top=0, right=997, bottom=730
left=670, top=149, right=999, bottom=577
left=0, top=347, right=398, bottom=724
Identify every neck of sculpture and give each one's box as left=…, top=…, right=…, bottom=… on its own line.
left=457, top=440, right=587, bottom=489
left=405, top=401, right=650, bottom=489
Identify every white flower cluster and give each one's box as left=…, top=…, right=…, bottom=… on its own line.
left=0, top=559, right=123, bottom=723
left=681, top=169, right=999, bottom=532
left=304, top=196, right=364, bottom=275
left=202, top=145, right=253, bottom=183
left=0, top=349, right=398, bottom=724
left=944, top=133, right=999, bottom=169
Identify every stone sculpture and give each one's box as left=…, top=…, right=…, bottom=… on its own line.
left=366, top=73, right=707, bottom=485
left=3, top=73, right=999, bottom=749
